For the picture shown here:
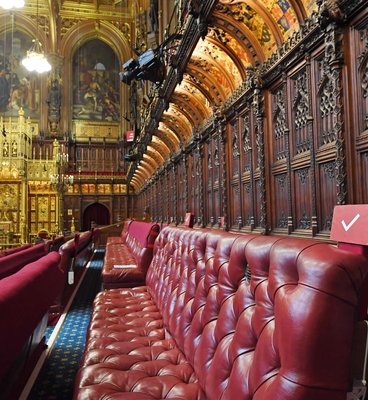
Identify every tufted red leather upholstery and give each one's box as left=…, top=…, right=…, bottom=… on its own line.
left=74, top=226, right=368, bottom=400
left=106, top=219, right=132, bottom=245
left=102, top=221, right=160, bottom=289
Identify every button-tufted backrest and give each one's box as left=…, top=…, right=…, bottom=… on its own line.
left=146, top=226, right=368, bottom=400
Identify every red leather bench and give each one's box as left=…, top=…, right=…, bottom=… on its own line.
left=74, top=226, right=368, bottom=400
left=51, top=229, right=100, bottom=314
left=105, top=219, right=132, bottom=245
left=102, top=220, right=160, bottom=289
left=58, top=229, right=100, bottom=274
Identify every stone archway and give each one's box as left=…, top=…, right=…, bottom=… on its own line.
left=82, top=202, right=110, bottom=231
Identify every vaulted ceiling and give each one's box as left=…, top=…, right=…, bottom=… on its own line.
left=130, top=0, right=318, bottom=190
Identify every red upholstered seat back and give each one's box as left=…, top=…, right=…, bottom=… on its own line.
left=0, top=251, right=63, bottom=382
left=125, top=221, right=160, bottom=270
left=145, top=226, right=368, bottom=400
left=0, top=243, right=47, bottom=279
left=120, top=219, right=132, bottom=243
left=1, top=243, right=32, bottom=257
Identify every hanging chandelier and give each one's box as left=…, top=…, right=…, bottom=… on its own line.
left=21, top=0, right=51, bottom=74
left=21, top=39, right=51, bottom=73
left=0, top=0, right=24, bottom=9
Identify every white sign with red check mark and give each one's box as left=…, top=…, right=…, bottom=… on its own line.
left=331, top=205, right=368, bottom=245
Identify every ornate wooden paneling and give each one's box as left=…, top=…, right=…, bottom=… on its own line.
left=270, top=79, right=291, bottom=233
left=241, top=181, right=253, bottom=228
left=230, top=120, right=241, bottom=229
left=204, top=133, right=222, bottom=227
left=361, top=152, right=368, bottom=203
left=135, top=6, right=368, bottom=239
left=204, top=140, right=212, bottom=226
left=240, top=110, right=254, bottom=229
left=273, top=173, right=288, bottom=230
left=189, top=147, right=202, bottom=225
left=318, top=161, right=336, bottom=233
left=293, top=168, right=312, bottom=230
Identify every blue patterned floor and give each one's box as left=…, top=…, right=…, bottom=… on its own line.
left=28, top=249, right=104, bottom=400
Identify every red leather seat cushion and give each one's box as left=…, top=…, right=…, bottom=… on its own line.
left=101, top=222, right=160, bottom=289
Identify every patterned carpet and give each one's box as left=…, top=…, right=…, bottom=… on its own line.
left=28, top=249, right=104, bottom=400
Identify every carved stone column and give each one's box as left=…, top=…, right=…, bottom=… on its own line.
left=48, top=54, right=63, bottom=136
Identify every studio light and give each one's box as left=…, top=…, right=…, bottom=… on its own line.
left=119, top=48, right=164, bottom=85
left=119, top=34, right=182, bottom=86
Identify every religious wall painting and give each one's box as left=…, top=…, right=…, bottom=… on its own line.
left=72, top=39, right=120, bottom=122
left=0, top=31, right=41, bottom=118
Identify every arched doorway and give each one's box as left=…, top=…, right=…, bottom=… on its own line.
left=82, top=203, right=110, bottom=231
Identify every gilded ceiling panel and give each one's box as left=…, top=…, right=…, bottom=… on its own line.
left=216, top=2, right=278, bottom=58
left=151, top=136, right=171, bottom=157
left=146, top=146, right=165, bottom=164
left=170, top=104, right=198, bottom=130
left=208, top=27, right=250, bottom=68
left=193, top=39, right=242, bottom=89
left=182, top=74, right=220, bottom=106
left=155, top=127, right=180, bottom=152
left=170, top=93, right=206, bottom=126
left=160, top=116, right=189, bottom=143
left=253, top=0, right=299, bottom=39
left=186, top=58, right=228, bottom=102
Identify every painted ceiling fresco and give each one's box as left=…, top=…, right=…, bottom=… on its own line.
left=130, top=0, right=318, bottom=189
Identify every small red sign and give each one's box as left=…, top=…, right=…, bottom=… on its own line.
left=330, top=205, right=368, bottom=245
left=126, top=131, right=135, bottom=142
left=185, top=212, right=194, bottom=228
